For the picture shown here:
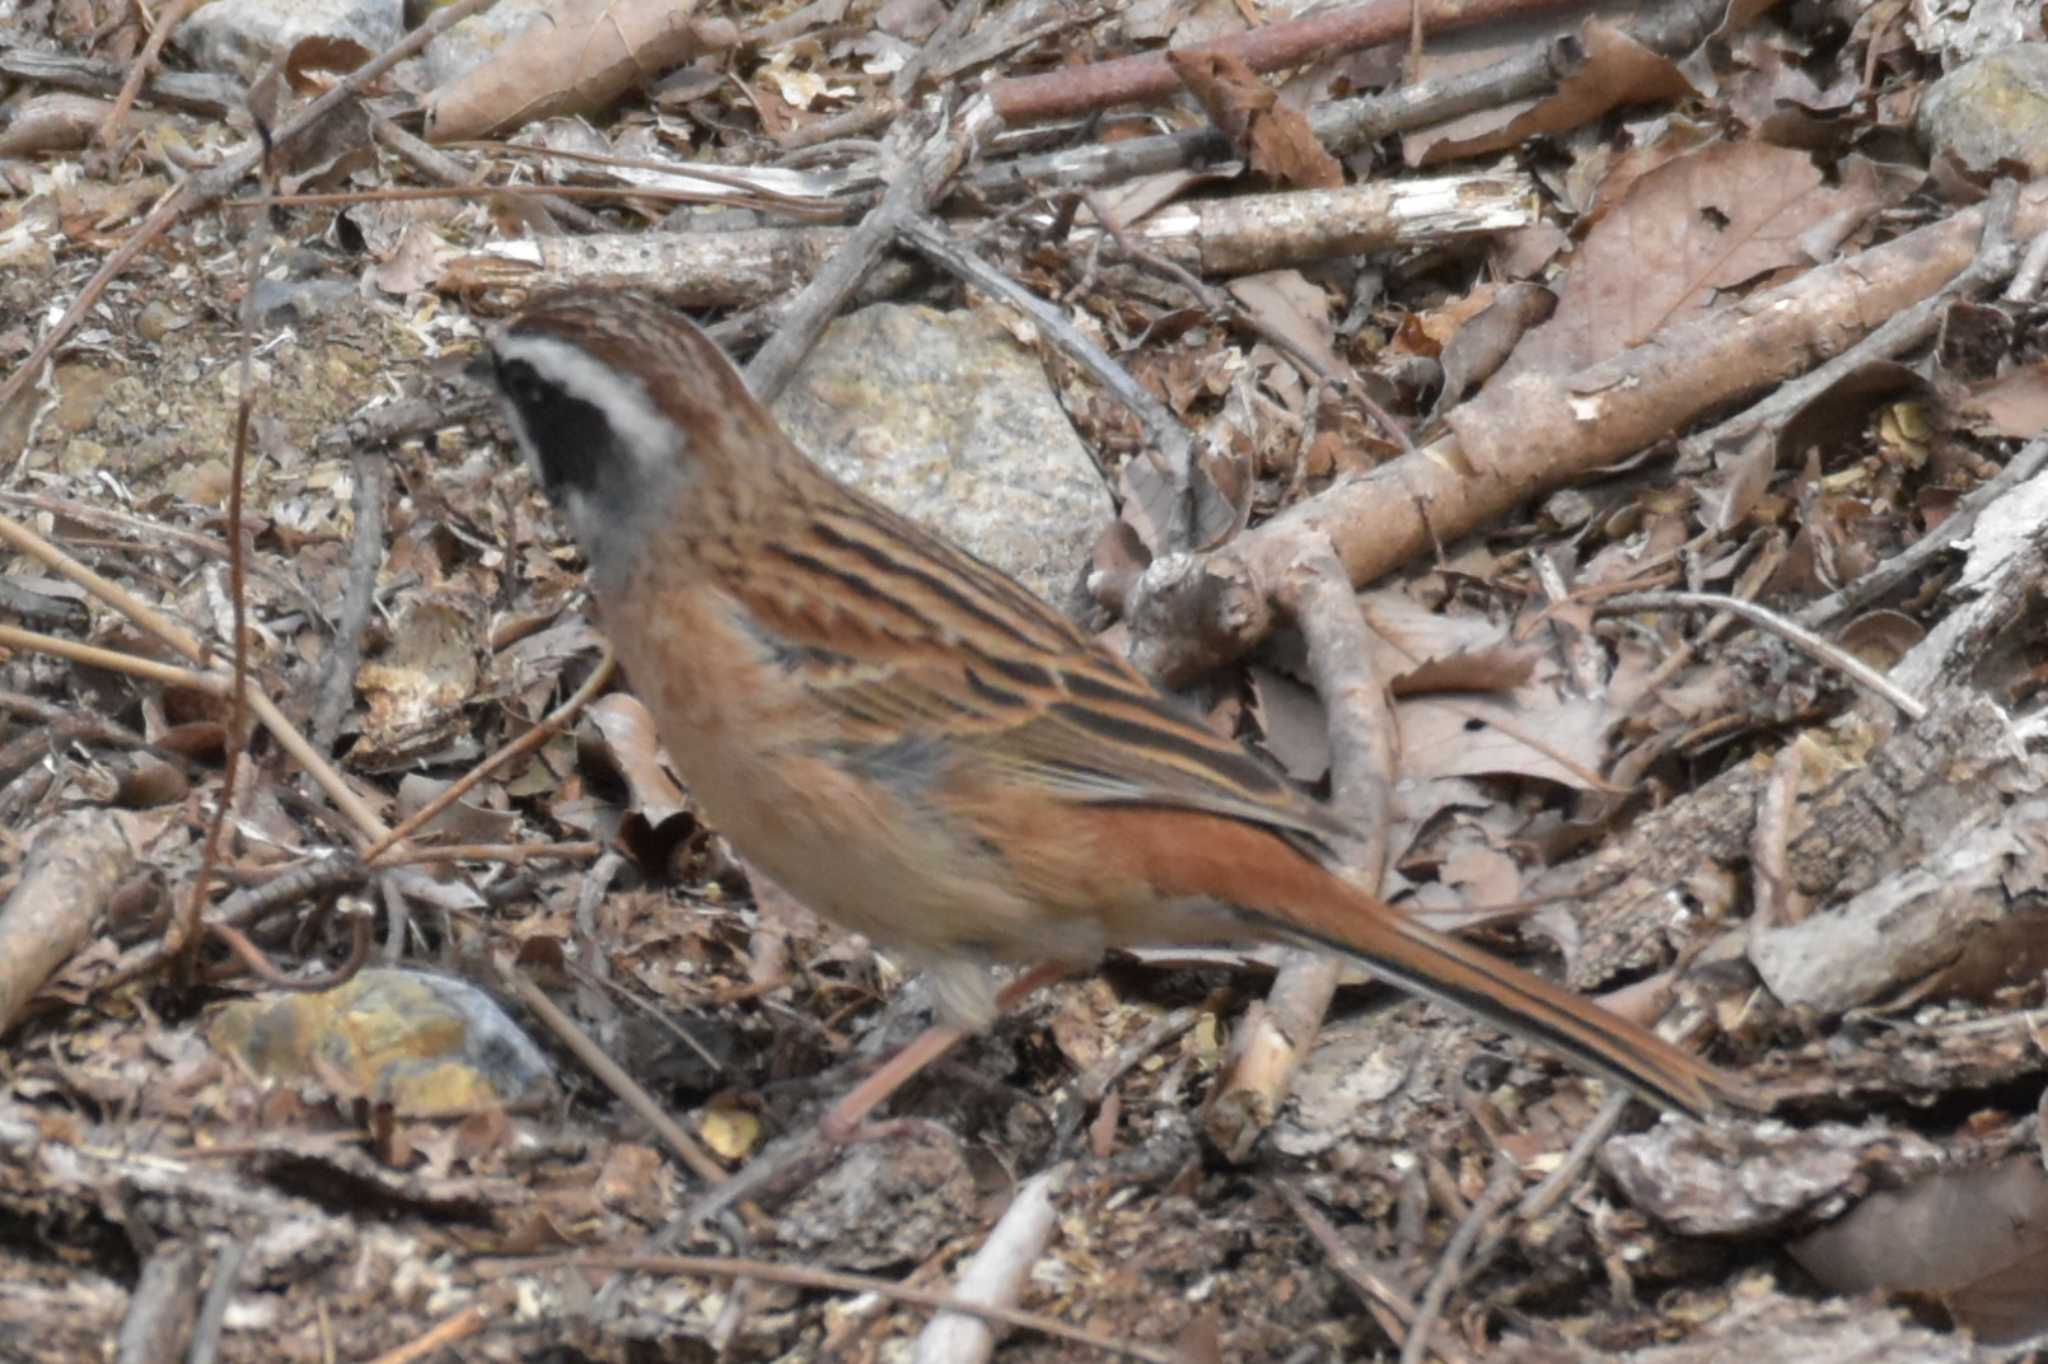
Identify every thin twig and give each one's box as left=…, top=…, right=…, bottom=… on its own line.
left=1273, top=1180, right=1457, bottom=1363
left=1400, top=1159, right=1519, bottom=1364
left=97, top=0, right=203, bottom=145
left=205, top=910, right=372, bottom=992
left=87, top=854, right=369, bottom=999
left=1207, top=539, right=1396, bottom=1154
left=914, top=1162, right=1071, bottom=1363
left=1515, top=1087, right=1630, bottom=1222
left=0, top=534, right=391, bottom=846
left=1599, top=591, right=1927, bottom=721
left=311, top=444, right=386, bottom=751
left=373, top=840, right=603, bottom=867
left=182, top=1241, right=245, bottom=1364
left=898, top=212, right=1198, bottom=497
left=362, top=651, right=614, bottom=864
left=180, top=132, right=270, bottom=980
left=0, top=623, right=226, bottom=693
left=1794, top=436, right=2048, bottom=631
left=491, top=961, right=733, bottom=1193
left=985, top=0, right=1563, bottom=121
left=372, top=116, right=609, bottom=234
left=1080, top=190, right=1413, bottom=457
left=1681, top=177, right=2022, bottom=465
left=745, top=94, right=997, bottom=399
left=507, top=1252, right=1179, bottom=1363
left=360, top=1307, right=488, bottom=1364
left=0, top=511, right=210, bottom=665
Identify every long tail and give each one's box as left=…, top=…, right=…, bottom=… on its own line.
left=1260, top=882, right=1750, bottom=1120
left=1087, top=805, right=1750, bottom=1117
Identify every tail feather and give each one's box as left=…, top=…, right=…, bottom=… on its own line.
left=1263, top=894, right=1746, bottom=1119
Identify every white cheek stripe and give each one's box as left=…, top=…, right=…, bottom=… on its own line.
left=489, top=329, right=684, bottom=474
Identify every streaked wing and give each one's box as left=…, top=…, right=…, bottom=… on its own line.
left=722, top=491, right=1349, bottom=853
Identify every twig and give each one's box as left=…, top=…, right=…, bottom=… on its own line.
left=1514, top=1087, right=1630, bottom=1222
left=1400, top=1159, right=1519, bottom=1364
left=2009, top=222, right=2048, bottom=300
left=361, top=651, right=614, bottom=864
left=1208, top=538, right=1395, bottom=1154
left=1079, top=191, right=1413, bottom=456
left=0, top=511, right=211, bottom=665
left=0, top=691, right=166, bottom=782
left=892, top=0, right=987, bottom=101
left=1075, top=1006, right=1202, bottom=1107
left=1599, top=591, right=1927, bottom=721
left=1680, top=177, right=2022, bottom=465
left=88, top=854, right=370, bottom=999
left=745, top=94, right=997, bottom=399
left=0, top=492, right=291, bottom=580
left=914, top=1163, right=1070, bottom=1364
left=1794, top=436, right=2048, bottom=631
left=371, top=116, right=608, bottom=234
left=986, top=0, right=1565, bottom=122
left=180, top=149, right=271, bottom=980
left=1273, top=1181, right=1456, bottom=1363
left=311, top=443, right=386, bottom=751
left=0, top=623, right=227, bottom=693
left=312, top=391, right=493, bottom=458
left=0, top=603, right=389, bottom=851
left=970, top=38, right=1575, bottom=199
left=182, top=1240, right=244, bottom=1364
left=360, top=1307, right=487, bottom=1364
left=898, top=212, right=1198, bottom=500
left=373, top=840, right=603, bottom=867
left=206, top=910, right=372, bottom=992
left=1607, top=531, right=1784, bottom=719
left=97, top=0, right=203, bottom=146
left=491, top=961, right=733, bottom=1193
left=0, top=35, right=241, bottom=117
left=1444, top=1089, right=1634, bottom=1303
left=509, top=1252, right=1179, bottom=1363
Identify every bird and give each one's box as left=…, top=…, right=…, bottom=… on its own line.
left=482, top=290, right=1747, bottom=1130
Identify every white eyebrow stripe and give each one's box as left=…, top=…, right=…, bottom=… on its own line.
left=490, top=328, right=683, bottom=472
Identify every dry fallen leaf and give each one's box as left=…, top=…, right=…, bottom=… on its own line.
left=1790, top=1157, right=2048, bottom=1345
left=1167, top=48, right=1343, bottom=190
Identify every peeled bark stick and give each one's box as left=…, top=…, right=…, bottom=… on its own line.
left=913, top=1163, right=1070, bottom=1364
left=115, top=1241, right=203, bottom=1364
left=444, top=171, right=1536, bottom=303
left=0, top=811, right=136, bottom=1036
left=987, top=0, right=1564, bottom=122
left=1207, top=542, right=1395, bottom=1157
left=1122, top=181, right=2048, bottom=686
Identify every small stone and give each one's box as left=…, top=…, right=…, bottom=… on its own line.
left=773, top=304, right=1112, bottom=609
left=135, top=299, right=188, bottom=343
left=1918, top=43, right=2048, bottom=177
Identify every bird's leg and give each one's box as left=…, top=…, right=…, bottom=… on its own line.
left=822, top=960, right=1073, bottom=1142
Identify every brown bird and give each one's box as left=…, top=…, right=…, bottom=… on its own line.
left=484, top=291, right=1744, bottom=1129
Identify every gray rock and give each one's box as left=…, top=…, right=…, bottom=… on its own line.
left=172, top=0, right=403, bottom=82
left=772, top=304, right=1111, bottom=609
left=1918, top=42, right=2048, bottom=177
left=413, top=0, right=553, bottom=90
